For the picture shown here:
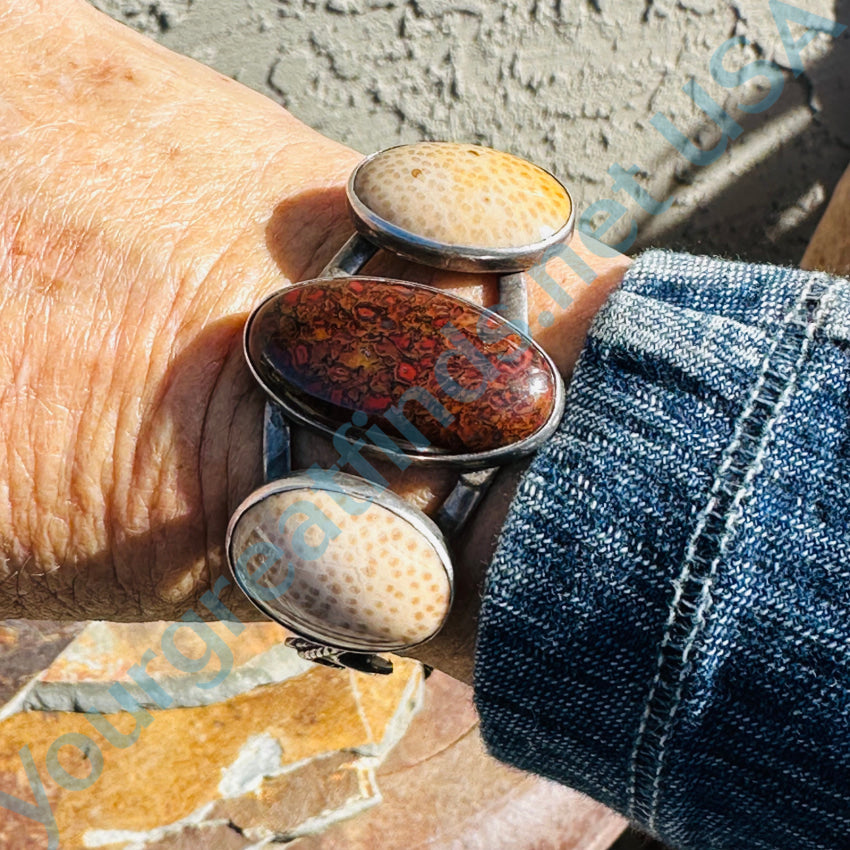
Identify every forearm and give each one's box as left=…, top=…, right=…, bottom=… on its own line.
left=0, top=0, right=354, bottom=617
left=0, top=0, right=630, bottom=650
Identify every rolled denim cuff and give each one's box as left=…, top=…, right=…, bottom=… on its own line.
left=474, top=250, right=850, bottom=850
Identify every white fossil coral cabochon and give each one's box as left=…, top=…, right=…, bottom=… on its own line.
left=353, top=142, right=572, bottom=250
left=229, top=486, right=452, bottom=651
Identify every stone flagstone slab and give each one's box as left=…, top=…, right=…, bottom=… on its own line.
left=3, top=621, right=314, bottom=717
left=0, top=642, right=424, bottom=850
left=0, top=620, right=626, bottom=850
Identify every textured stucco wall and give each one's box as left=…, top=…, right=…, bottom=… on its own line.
left=92, top=0, right=850, bottom=265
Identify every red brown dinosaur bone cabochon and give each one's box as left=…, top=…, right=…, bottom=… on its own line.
left=246, top=277, right=561, bottom=463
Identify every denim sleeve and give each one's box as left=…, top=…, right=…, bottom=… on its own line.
left=473, top=250, right=850, bottom=850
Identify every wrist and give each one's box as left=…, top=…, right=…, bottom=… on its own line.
left=405, top=234, right=631, bottom=682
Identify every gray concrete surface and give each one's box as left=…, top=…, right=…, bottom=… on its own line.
left=92, top=0, right=850, bottom=265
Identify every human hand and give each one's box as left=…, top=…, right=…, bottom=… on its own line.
left=0, top=0, right=629, bottom=682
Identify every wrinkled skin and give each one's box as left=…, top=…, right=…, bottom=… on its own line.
left=0, top=0, right=629, bottom=682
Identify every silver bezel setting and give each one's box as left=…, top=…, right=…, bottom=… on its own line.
left=225, top=471, right=455, bottom=654
left=346, top=143, right=575, bottom=274
left=243, top=276, right=566, bottom=469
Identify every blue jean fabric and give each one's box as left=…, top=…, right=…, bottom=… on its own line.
left=474, top=251, right=850, bottom=850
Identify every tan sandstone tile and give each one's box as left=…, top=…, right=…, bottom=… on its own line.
left=114, top=824, right=251, bottom=850
left=0, top=665, right=384, bottom=848
left=208, top=751, right=380, bottom=841
left=348, top=657, right=423, bottom=751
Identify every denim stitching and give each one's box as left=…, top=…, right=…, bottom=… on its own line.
left=627, top=274, right=833, bottom=830
left=474, top=252, right=850, bottom=849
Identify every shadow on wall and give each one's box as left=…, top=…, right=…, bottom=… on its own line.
left=628, top=0, right=850, bottom=266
